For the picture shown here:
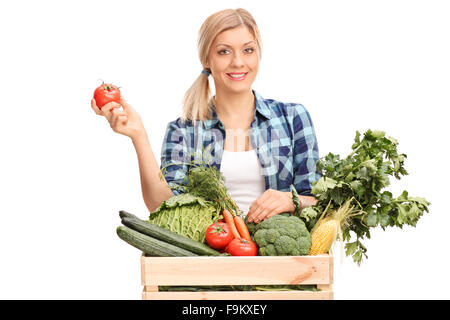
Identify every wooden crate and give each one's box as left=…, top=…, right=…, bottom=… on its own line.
left=140, top=254, right=333, bottom=300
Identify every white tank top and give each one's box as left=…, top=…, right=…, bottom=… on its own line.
left=220, top=149, right=266, bottom=217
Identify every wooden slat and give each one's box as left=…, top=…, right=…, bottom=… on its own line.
left=142, top=290, right=332, bottom=300
left=144, top=285, right=158, bottom=292
left=141, top=255, right=332, bottom=286
left=329, top=252, right=334, bottom=284
left=140, top=254, right=146, bottom=286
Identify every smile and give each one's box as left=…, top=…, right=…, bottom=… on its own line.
left=226, top=72, right=248, bottom=81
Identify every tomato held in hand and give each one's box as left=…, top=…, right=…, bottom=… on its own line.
left=205, top=222, right=234, bottom=250
left=93, top=82, right=121, bottom=109
left=225, top=238, right=258, bottom=256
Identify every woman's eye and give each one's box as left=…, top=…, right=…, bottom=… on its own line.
left=218, top=47, right=254, bottom=55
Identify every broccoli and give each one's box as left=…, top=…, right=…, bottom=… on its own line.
left=247, top=214, right=311, bottom=256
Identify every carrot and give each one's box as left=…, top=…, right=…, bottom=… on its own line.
left=234, top=216, right=252, bottom=241
left=222, top=209, right=241, bottom=239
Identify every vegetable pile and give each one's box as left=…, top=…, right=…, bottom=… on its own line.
left=115, top=129, right=430, bottom=269
left=159, top=159, right=259, bottom=255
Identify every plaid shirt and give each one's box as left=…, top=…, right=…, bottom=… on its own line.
left=160, top=90, right=320, bottom=197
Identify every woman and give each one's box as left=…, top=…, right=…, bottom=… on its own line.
left=91, top=8, right=320, bottom=223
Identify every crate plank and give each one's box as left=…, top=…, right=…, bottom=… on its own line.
left=141, top=255, right=332, bottom=286
left=142, top=290, right=332, bottom=300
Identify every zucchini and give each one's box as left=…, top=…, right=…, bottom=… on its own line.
left=119, top=210, right=142, bottom=220
left=121, top=217, right=221, bottom=256
left=116, top=226, right=198, bottom=257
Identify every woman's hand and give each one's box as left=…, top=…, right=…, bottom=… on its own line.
left=247, top=189, right=295, bottom=223
left=91, top=96, right=146, bottom=141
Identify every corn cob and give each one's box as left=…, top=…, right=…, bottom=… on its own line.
left=309, top=217, right=339, bottom=255
left=309, top=198, right=361, bottom=255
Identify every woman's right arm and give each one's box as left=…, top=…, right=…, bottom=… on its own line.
left=131, top=130, right=173, bottom=212
left=91, top=97, right=173, bottom=213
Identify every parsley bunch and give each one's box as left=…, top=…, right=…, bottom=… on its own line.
left=301, top=130, right=430, bottom=264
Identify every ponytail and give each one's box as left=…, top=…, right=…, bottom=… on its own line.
left=181, top=70, right=212, bottom=122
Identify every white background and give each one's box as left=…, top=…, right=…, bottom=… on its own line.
left=1, top=0, right=449, bottom=299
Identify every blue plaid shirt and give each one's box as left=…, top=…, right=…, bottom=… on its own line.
left=160, top=90, right=320, bottom=197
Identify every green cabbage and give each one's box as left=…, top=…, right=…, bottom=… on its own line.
left=148, top=193, right=220, bottom=243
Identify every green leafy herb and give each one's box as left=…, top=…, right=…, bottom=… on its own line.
left=303, top=129, right=430, bottom=264
left=160, top=149, right=241, bottom=217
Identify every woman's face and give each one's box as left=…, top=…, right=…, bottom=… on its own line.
left=206, top=26, right=260, bottom=95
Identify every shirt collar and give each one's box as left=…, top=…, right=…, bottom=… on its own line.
left=203, top=90, right=271, bottom=129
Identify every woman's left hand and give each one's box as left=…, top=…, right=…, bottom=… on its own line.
left=247, top=189, right=295, bottom=223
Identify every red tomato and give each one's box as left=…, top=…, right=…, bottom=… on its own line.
left=205, top=222, right=234, bottom=250
left=225, top=238, right=258, bottom=256
left=93, top=83, right=121, bottom=108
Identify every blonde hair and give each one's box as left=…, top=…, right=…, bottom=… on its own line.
left=181, top=8, right=262, bottom=121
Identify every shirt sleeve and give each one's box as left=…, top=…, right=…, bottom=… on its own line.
left=160, top=119, right=190, bottom=196
left=291, top=104, right=321, bottom=196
